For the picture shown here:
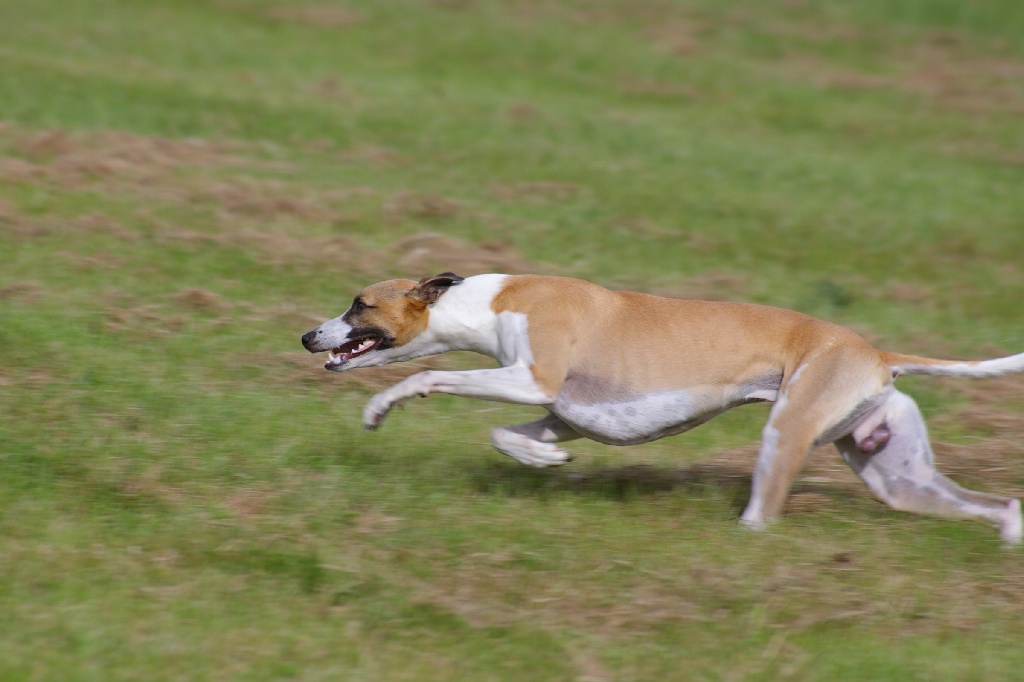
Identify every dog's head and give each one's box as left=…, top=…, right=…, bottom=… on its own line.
left=300, top=272, right=464, bottom=371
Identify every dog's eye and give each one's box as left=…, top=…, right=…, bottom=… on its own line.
left=352, top=298, right=374, bottom=312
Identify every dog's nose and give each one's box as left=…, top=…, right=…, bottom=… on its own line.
left=301, top=329, right=320, bottom=351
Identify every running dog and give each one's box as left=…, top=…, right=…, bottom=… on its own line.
left=301, top=272, right=1024, bottom=542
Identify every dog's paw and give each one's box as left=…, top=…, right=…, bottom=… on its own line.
left=1001, top=499, right=1022, bottom=546
left=514, top=442, right=573, bottom=468
left=362, top=374, right=436, bottom=431
left=362, top=395, right=394, bottom=431
left=491, top=430, right=573, bottom=468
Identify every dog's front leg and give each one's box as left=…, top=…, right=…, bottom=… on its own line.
left=363, top=366, right=554, bottom=430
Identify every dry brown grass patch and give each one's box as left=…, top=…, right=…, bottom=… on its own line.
left=505, top=102, right=543, bottom=122
left=338, top=145, right=406, bottom=167
left=933, top=439, right=1024, bottom=491
left=69, top=213, right=140, bottom=242
left=224, top=488, right=279, bottom=522
left=188, top=181, right=343, bottom=223
left=5, top=128, right=244, bottom=190
left=385, top=192, right=460, bottom=221
left=781, top=45, right=1024, bottom=117
left=0, top=281, right=45, bottom=303
left=618, top=77, right=704, bottom=101
left=391, top=231, right=544, bottom=277
left=116, top=466, right=191, bottom=508
left=649, top=271, right=751, bottom=302
left=105, top=289, right=236, bottom=338
left=0, top=127, right=321, bottom=242
left=490, top=181, right=581, bottom=203
left=173, top=288, right=231, bottom=312
left=0, top=198, right=50, bottom=238
left=158, top=229, right=360, bottom=270
left=105, top=303, right=185, bottom=338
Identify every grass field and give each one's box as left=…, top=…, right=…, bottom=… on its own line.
left=2, top=0, right=1024, bottom=679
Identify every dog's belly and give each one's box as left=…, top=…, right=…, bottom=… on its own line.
left=551, top=374, right=779, bottom=446
left=552, top=390, right=722, bottom=446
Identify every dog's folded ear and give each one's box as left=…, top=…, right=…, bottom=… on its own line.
left=407, top=272, right=465, bottom=305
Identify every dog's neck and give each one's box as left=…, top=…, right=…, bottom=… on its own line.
left=426, top=274, right=510, bottom=360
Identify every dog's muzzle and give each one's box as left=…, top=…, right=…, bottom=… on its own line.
left=301, top=322, right=388, bottom=371
left=301, top=328, right=321, bottom=351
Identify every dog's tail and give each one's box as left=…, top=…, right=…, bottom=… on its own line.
left=882, top=350, right=1024, bottom=378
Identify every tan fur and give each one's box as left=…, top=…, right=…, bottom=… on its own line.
left=353, top=279, right=430, bottom=347
left=492, top=275, right=891, bottom=400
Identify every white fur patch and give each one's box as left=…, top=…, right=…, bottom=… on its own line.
left=495, top=311, right=534, bottom=367
left=426, top=274, right=508, bottom=357
left=894, top=352, right=1024, bottom=378
left=310, top=317, right=354, bottom=351
left=553, top=389, right=713, bottom=446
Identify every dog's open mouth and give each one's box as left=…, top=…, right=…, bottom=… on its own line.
left=325, top=336, right=382, bottom=369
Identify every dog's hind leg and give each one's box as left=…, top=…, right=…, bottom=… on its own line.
left=740, top=346, right=892, bottom=530
left=835, top=390, right=1022, bottom=543
left=491, top=412, right=581, bottom=467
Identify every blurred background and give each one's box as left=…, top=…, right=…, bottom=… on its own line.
left=1, top=1, right=1023, bottom=679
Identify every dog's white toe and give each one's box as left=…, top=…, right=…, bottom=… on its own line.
left=490, top=428, right=573, bottom=468
left=362, top=395, right=393, bottom=430
left=517, top=442, right=573, bottom=468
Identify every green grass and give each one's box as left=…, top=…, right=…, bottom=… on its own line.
left=2, top=0, right=1024, bottom=679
